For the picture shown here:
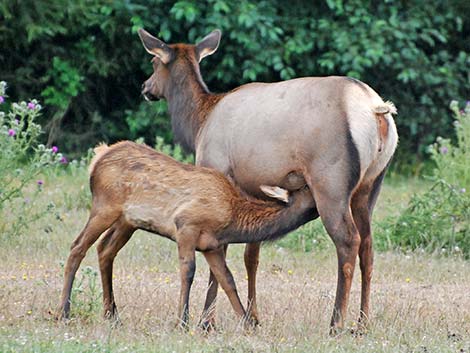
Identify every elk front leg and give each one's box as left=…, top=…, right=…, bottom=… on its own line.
left=176, top=230, right=197, bottom=329
left=200, top=244, right=228, bottom=330
left=203, top=248, right=253, bottom=327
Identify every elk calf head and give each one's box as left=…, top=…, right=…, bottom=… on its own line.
left=138, top=28, right=221, bottom=101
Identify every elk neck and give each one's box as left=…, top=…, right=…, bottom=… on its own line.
left=220, top=188, right=316, bottom=245
left=165, top=57, right=225, bottom=153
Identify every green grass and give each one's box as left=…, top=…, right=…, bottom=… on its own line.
left=277, top=175, right=433, bottom=252
left=0, top=172, right=469, bottom=352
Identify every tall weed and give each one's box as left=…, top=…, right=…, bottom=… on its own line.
left=388, top=101, right=470, bottom=257
left=0, top=82, right=67, bottom=237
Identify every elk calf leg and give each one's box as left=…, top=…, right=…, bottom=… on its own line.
left=203, top=248, right=250, bottom=326
left=97, top=221, right=134, bottom=321
left=200, top=270, right=218, bottom=330
left=176, top=229, right=197, bottom=329
left=200, top=244, right=227, bottom=330
left=58, top=213, right=115, bottom=319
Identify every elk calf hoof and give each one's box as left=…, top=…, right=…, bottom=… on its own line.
left=329, top=325, right=345, bottom=337
left=175, top=317, right=191, bottom=332
left=357, top=315, right=369, bottom=329
left=247, top=314, right=260, bottom=327
left=198, top=319, right=216, bottom=333
left=349, top=326, right=368, bottom=337
left=242, top=316, right=259, bottom=332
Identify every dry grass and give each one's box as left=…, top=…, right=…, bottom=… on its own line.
left=0, top=173, right=469, bottom=352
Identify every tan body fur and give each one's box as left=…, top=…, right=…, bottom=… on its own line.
left=137, top=28, right=398, bottom=333
left=57, top=141, right=313, bottom=326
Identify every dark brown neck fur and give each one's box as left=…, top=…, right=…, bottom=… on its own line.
left=165, top=46, right=225, bottom=153
left=220, top=188, right=317, bottom=244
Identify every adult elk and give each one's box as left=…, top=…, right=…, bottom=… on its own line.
left=138, top=28, right=398, bottom=332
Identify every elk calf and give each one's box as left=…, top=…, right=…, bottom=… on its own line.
left=57, top=141, right=314, bottom=327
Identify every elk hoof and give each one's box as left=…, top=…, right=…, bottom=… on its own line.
left=198, top=319, right=216, bottom=333
left=54, top=306, right=70, bottom=322
left=104, top=306, right=122, bottom=327
left=329, top=324, right=345, bottom=337
left=248, top=314, right=260, bottom=327
left=240, top=315, right=259, bottom=332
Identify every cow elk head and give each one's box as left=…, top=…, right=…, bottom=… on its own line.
left=138, top=28, right=221, bottom=101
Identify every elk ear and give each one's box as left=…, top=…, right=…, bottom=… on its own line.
left=260, top=185, right=289, bottom=204
left=195, top=29, right=221, bottom=62
left=138, top=28, right=174, bottom=64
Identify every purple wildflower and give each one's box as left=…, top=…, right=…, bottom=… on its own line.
left=27, top=102, right=36, bottom=110
left=0, top=96, right=4, bottom=104
left=439, top=146, right=448, bottom=155
left=14, top=118, right=19, bottom=125
left=460, top=188, right=466, bottom=194
left=59, top=156, right=68, bottom=164
left=37, top=180, right=44, bottom=186
left=52, top=146, right=58, bottom=153
left=8, top=129, right=15, bottom=137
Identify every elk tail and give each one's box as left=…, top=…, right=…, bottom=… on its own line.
left=260, top=185, right=290, bottom=203
left=373, top=100, right=397, bottom=115
left=373, top=101, right=397, bottom=153
left=88, top=143, right=110, bottom=174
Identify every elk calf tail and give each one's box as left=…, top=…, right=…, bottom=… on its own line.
left=88, top=143, right=110, bottom=174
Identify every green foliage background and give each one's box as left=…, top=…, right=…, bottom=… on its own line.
left=1, top=0, right=469, bottom=163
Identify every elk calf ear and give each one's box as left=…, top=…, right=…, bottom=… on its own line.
left=195, top=29, right=221, bottom=62
left=260, top=185, right=289, bottom=203
left=138, top=28, right=174, bottom=64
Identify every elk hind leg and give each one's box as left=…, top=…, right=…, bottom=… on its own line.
left=97, top=219, right=134, bottom=322
left=353, top=167, right=388, bottom=326
left=308, top=181, right=361, bottom=334
left=244, top=242, right=260, bottom=325
left=351, top=184, right=373, bottom=327
left=57, top=210, right=118, bottom=319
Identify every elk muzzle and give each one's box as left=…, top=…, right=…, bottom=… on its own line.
left=141, top=81, right=159, bottom=101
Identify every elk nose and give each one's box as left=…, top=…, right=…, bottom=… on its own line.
left=141, top=83, right=158, bottom=101
left=141, top=82, right=151, bottom=100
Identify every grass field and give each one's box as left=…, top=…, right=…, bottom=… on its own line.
left=0, top=172, right=469, bottom=352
